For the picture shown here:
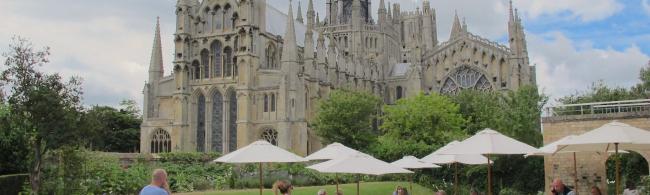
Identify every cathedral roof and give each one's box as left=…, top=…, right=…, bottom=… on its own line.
left=266, top=4, right=319, bottom=48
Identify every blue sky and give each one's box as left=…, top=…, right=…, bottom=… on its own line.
left=0, top=0, right=648, bottom=108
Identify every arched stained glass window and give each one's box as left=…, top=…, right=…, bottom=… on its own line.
left=211, top=91, right=223, bottom=153
left=196, top=94, right=206, bottom=152
left=200, top=49, right=210, bottom=78
left=150, top=129, right=171, bottom=153
left=211, top=41, right=222, bottom=77
left=440, top=66, right=493, bottom=94
left=228, top=89, right=237, bottom=152
left=224, top=47, right=233, bottom=77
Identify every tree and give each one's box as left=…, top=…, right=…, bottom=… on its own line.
left=311, top=89, right=382, bottom=152
left=374, top=93, right=466, bottom=161
left=0, top=37, right=86, bottom=193
left=84, top=100, right=141, bottom=152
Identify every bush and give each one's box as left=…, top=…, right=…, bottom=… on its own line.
left=0, top=173, right=28, bottom=195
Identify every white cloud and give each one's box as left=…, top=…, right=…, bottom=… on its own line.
left=643, top=0, right=650, bottom=15
left=529, top=32, right=649, bottom=102
left=515, top=0, right=623, bottom=22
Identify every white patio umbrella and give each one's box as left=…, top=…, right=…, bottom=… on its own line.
left=305, top=142, right=365, bottom=193
left=391, top=156, right=441, bottom=192
left=421, top=141, right=491, bottom=195
left=213, top=140, right=307, bottom=195
left=438, top=129, right=539, bottom=195
left=307, top=152, right=413, bottom=195
left=556, top=121, right=650, bottom=194
left=527, top=135, right=629, bottom=194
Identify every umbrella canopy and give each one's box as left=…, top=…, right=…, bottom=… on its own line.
left=305, top=142, right=362, bottom=160
left=307, top=152, right=413, bottom=175
left=528, top=135, right=629, bottom=156
left=438, top=129, right=540, bottom=155
left=213, top=140, right=307, bottom=163
left=556, top=121, right=650, bottom=153
left=421, top=141, right=491, bottom=165
left=391, top=156, right=441, bottom=169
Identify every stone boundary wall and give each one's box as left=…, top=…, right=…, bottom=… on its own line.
left=542, top=111, right=650, bottom=195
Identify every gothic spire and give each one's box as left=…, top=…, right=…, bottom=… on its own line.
left=304, top=0, right=315, bottom=60
left=281, top=0, right=299, bottom=62
left=450, top=11, right=463, bottom=39
left=296, top=1, right=304, bottom=24
left=509, top=0, right=515, bottom=22
left=149, top=16, right=164, bottom=79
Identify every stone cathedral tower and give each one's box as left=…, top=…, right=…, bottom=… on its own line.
left=140, top=0, right=535, bottom=155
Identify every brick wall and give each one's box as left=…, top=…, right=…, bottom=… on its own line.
left=541, top=111, right=650, bottom=194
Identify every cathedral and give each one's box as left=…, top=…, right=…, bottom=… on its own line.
left=140, top=0, right=535, bottom=155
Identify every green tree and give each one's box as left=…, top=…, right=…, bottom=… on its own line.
left=0, top=37, right=86, bottom=193
left=311, top=89, right=382, bottom=152
left=84, top=100, right=141, bottom=152
left=374, top=93, right=466, bottom=161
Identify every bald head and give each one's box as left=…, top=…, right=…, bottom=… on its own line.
left=151, top=169, right=168, bottom=186
left=552, top=178, right=566, bottom=192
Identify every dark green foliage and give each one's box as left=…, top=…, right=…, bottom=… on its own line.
left=311, top=89, right=382, bottom=152
left=0, top=174, right=29, bottom=195
left=374, top=93, right=466, bottom=161
left=84, top=101, right=141, bottom=153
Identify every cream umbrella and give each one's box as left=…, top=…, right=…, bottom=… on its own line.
left=307, top=152, right=413, bottom=195
left=438, top=129, right=539, bottom=195
left=556, top=121, right=650, bottom=194
left=305, top=142, right=365, bottom=193
left=421, top=141, right=491, bottom=195
left=213, top=140, right=307, bottom=195
left=391, top=156, right=441, bottom=192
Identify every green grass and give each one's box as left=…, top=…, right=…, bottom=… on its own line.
left=178, top=181, right=434, bottom=195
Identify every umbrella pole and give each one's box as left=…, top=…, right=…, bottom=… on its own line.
left=487, top=154, right=492, bottom=195
left=410, top=173, right=413, bottom=193
left=615, top=143, right=620, bottom=195
left=357, top=174, right=360, bottom=195
left=455, top=163, right=459, bottom=195
left=336, top=173, right=339, bottom=194
left=259, top=162, right=263, bottom=195
left=573, top=152, right=578, bottom=195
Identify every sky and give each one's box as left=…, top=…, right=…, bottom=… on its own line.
left=0, top=0, right=648, bottom=108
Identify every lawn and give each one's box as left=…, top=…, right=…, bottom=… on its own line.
left=177, top=181, right=434, bottom=195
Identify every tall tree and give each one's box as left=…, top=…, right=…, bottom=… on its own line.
left=84, top=100, right=141, bottom=152
left=374, top=93, right=466, bottom=161
left=311, top=89, right=382, bottom=152
left=1, top=37, right=86, bottom=193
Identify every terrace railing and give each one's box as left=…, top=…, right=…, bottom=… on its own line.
left=544, top=99, right=650, bottom=117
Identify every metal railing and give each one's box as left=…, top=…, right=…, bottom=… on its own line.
left=544, top=99, right=650, bottom=117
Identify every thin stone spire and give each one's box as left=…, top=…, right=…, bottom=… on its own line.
left=149, top=16, right=163, bottom=78
left=281, top=0, right=298, bottom=62
left=509, top=0, right=514, bottom=22
left=296, top=1, right=304, bottom=23
left=450, top=10, right=463, bottom=39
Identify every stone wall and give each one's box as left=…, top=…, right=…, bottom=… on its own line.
left=542, top=111, right=650, bottom=194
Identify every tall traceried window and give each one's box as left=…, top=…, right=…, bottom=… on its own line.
left=224, top=47, right=233, bottom=77
left=270, top=93, right=276, bottom=112
left=228, top=89, right=237, bottom=152
left=261, top=129, right=278, bottom=146
left=214, top=6, right=222, bottom=30
left=224, top=4, right=233, bottom=30
left=263, top=94, right=269, bottom=112
left=211, top=91, right=223, bottom=153
left=200, top=49, right=210, bottom=78
left=265, top=44, right=276, bottom=69
left=211, top=41, right=222, bottom=77
left=196, top=94, right=206, bottom=152
left=150, top=129, right=171, bottom=153
left=204, top=8, right=212, bottom=33
left=192, top=61, right=200, bottom=80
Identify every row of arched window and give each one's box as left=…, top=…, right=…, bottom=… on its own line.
left=264, top=44, right=278, bottom=69
left=365, top=36, right=379, bottom=49
left=197, top=4, right=238, bottom=34
left=195, top=90, right=238, bottom=153
left=192, top=41, right=237, bottom=80
left=263, top=93, right=278, bottom=113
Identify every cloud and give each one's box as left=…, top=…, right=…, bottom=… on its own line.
left=529, top=32, right=649, bottom=102
left=515, top=0, right=624, bottom=22
left=643, top=0, right=650, bottom=15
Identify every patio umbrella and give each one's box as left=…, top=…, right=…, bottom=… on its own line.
left=556, top=121, right=650, bottom=194
left=421, top=141, right=491, bottom=195
left=305, top=142, right=364, bottom=193
left=438, top=129, right=539, bottom=195
left=391, top=156, right=441, bottom=192
left=307, top=152, right=413, bottom=195
left=213, top=140, right=307, bottom=195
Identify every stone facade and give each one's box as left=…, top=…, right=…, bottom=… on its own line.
left=140, top=0, right=535, bottom=155
left=542, top=111, right=650, bottom=195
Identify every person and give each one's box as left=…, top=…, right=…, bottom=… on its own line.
left=317, top=189, right=327, bottom=195
left=470, top=190, right=479, bottom=195
left=590, top=186, right=602, bottom=195
left=393, top=186, right=404, bottom=195
left=550, top=179, right=575, bottom=195
left=274, top=180, right=293, bottom=195
left=139, top=169, right=171, bottom=195
left=435, top=190, right=446, bottom=195
left=623, top=181, right=639, bottom=195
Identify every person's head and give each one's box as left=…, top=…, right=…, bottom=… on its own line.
left=151, top=169, right=168, bottom=187
left=436, top=190, right=446, bottom=195
left=470, top=190, right=479, bottom=195
left=590, top=186, right=602, bottom=195
left=274, top=180, right=293, bottom=194
left=551, top=179, right=566, bottom=192
left=318, top=189, right=327, bottom=195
